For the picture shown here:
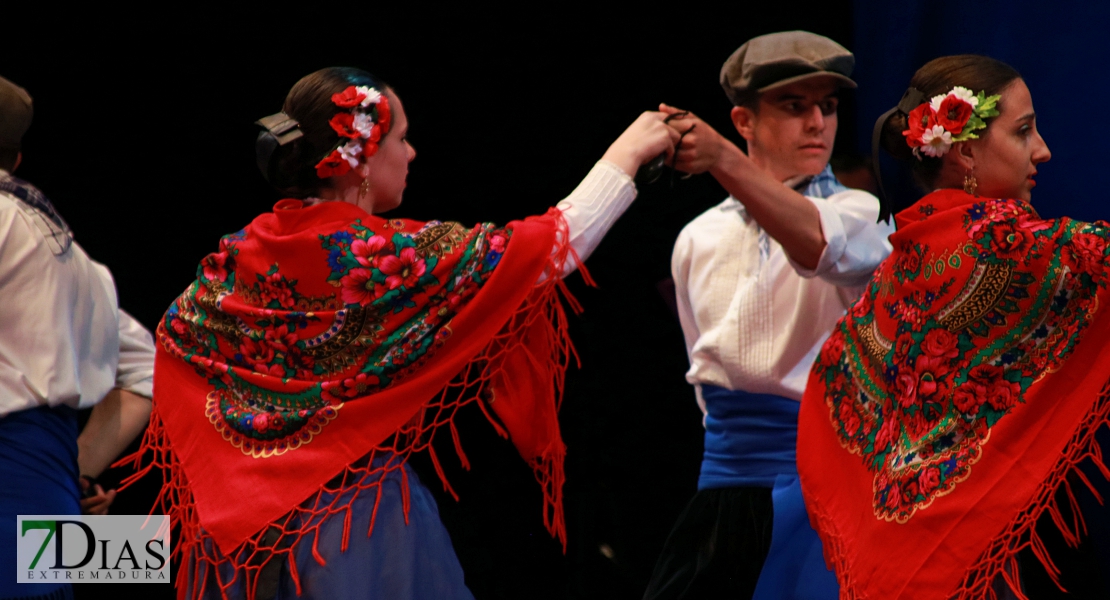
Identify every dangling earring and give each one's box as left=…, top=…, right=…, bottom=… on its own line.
left=963, top=171, right=978, bottom=197
left=358, top=178, right=371, bottom=202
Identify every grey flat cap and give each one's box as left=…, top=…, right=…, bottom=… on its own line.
left=0, top=75, right=33, bottom=150
left=720, top=31, right=856, bottom=106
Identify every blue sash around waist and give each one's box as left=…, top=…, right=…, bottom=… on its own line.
left=698, top=384, right=799, bottom=491
left=695, top=384, right=838, bottom=599
left=0, top=405, right=80, bottom=599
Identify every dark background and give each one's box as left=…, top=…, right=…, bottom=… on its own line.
left=6, top=2, right=1109, bottom=598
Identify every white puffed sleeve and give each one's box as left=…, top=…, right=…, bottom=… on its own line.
left=549, top=160, right=637, bottom=279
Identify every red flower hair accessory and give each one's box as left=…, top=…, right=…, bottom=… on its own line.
left=314, top=85, right=391, bottom=178
left=902, top=86, right=1000, bottom=159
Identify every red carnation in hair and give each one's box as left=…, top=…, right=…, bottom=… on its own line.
left=316, top=150, right=351, bottom=178
left=376, top=96, right=392, bottom=133
left=362, top=142, right=379, bottom=158
left=331, top=86, right=366, bottom=108
left=903, top=104, right=936, bottom=147
left=936, top=95, right=973, bottom=134
left=329, top=113, right=360, bottom=139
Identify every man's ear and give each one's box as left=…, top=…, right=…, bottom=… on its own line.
left=731, top=106, right=757, bottom=141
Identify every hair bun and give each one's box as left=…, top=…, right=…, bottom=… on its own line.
left=255, top=112, right=306, bottom=191
left=880, top=111, right=916, bottom=162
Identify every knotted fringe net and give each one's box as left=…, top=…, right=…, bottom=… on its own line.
left=119, top=209, right=591, bottom=600
left=815, top=374, right=1110, bottom=600
left=955, top=375, right=1110, bottom=600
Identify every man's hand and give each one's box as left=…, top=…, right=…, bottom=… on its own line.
left=659, top=104, right=827, bottom=270
left=79, top=478, right=116, bottom=515
left=659, top=104, right=734, bottom=175
left=601, top=111, right=682, bottom=178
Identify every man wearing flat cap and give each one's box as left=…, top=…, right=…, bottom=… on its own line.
left=0, top=74, right=155, bottom=599
left=643, top=31, right=893, bottom=599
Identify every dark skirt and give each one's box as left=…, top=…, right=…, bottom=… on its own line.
left=190, top=454, right=473, bottom=600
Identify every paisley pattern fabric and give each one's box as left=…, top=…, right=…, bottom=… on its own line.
left=128, top=199, right=576, bottom=600
left=165, top=203, right=509, bottom=458
left=798, top=189, right=1110, bottom=599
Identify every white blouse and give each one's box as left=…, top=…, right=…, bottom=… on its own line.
left=554, top=160, right=637, bottom=277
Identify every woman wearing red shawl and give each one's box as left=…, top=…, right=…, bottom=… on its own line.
left=126, top=67, right=679, bottom=600
left=798, top=55, right=1110, bottom=599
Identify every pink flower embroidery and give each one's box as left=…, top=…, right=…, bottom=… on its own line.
left=201, top=252, right=231, bottom=282
left=378, top=247, right=427, bottom=290
left=340, top=268, right=385, bottom=306
left=489, top=233, right=507, bottom=254
left=351, top=235, right=389, bottom=267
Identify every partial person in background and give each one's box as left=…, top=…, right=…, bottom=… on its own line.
left=0, top=74, right=154, bottom=600
left=643, top=31, right=894, bottom=600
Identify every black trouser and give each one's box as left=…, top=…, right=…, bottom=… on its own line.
left=643, top=487, right=773, bottom=600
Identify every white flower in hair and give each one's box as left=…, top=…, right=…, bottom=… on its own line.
left=930, top=94, right=946, bottom=113
left=338, top=141, right=363, bottom=168
left=930, top=86, right=980, bottom=112
left=352, top=113, right=376, bottom=138
left=356, top=86, right=382, bottom=107
left=949, top=86, right=979, bottom=108
left=919, top=125, right=953, bottom=157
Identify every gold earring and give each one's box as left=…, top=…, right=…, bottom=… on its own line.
left=358, top=178, right=371, bottom=201
left=963, top=172, right=978, bottom=196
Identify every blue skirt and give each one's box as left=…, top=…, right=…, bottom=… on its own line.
left=0, top=406, right=79, bottom=600
left=192, top=455, right=473, bottom=600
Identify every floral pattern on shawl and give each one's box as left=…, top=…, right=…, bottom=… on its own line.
left=161, top=216, right=512, bottom=458
left=814, top=196, right=1110, bottom=523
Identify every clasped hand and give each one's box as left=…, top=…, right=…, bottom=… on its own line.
left=602, top=105, right=728, bottom=179
left=658, top=104, right=726, bottom=175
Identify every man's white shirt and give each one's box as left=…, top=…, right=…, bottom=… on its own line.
left=672, top=180, right=894, bottom=418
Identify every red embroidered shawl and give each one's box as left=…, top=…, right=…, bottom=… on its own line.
left=126, top=199, right=580, bottom=599
left=799, top=189, right=1110, bottom=599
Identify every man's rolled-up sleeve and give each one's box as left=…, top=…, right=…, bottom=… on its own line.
left=788, top=189, right=895, bottom=287
left=116, top=309, right=155, bottom=398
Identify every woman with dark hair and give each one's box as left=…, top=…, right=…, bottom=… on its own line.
left=126, top=67, right=679, bottom=599
left=797, top=55, right=1110, bottom=598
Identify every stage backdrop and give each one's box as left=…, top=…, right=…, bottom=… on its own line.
left=853, top=1, right=1110, bottom=222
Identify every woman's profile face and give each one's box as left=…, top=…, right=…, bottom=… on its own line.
left=968, top=79, right=1051, bottom=201
left=362, top=89, right=416, bottom=213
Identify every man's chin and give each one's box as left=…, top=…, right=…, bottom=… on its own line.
left=796, top=155, right=831, bottom=177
